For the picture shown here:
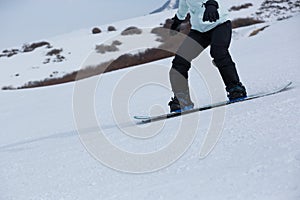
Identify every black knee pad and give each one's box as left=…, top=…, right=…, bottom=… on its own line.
left=171, top=56, right=191, bottom=79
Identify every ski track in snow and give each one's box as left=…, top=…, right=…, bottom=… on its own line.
left=1, top=2, right=300, bottom=200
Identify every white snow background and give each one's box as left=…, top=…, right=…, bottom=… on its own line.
left=0, top=0, right=300, bottom=199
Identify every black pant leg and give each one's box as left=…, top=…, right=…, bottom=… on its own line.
left=210, top=21, right=241, bottom=88
left=170, top=30, right=210, bottom=93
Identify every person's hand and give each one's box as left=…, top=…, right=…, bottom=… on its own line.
left=202, top=0, right=219, bottom=22
left=170, top=15, right=184, bottom=35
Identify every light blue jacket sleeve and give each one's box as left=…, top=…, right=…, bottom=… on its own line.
left=175, top=0, right=230, bottom=33
left=176, top=0, right=189, bottom=20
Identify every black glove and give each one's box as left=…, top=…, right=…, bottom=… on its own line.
left=203, top=0, right=219, bottom=22
left=170, top=15, right=185, bottom=35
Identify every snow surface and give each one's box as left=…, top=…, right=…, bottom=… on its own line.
left=1, top=1, right=300, bottom=200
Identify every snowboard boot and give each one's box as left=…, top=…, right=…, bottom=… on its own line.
left=226, top=82, right=247, bottom=101
left=168, top=92, right=194, bottom=113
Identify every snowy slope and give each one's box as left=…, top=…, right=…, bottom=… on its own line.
left=1, top=2, right=300, bottom=200
left=151, top=0, right=179, bottom=14
left=0, top=11, right=175, bottom=89
left=0, top=11, right=178, bottom=88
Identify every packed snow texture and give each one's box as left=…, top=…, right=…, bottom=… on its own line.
left=0, top=1, right=300, bottom=200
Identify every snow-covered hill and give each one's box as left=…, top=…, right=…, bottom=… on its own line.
left=151, top=0, right=179, bottom=14
left=1, top=0, right=300, bottom=90
left=0, top=0, right=166, bottom=50
left=0, top=11, right=173, bottom=89
left=1, top=1, right=300, bottom=200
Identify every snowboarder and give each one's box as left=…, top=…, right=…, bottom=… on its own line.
left=168, top=0, right=247, bottom=113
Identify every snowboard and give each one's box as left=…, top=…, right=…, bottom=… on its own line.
left=134, top=81, right=292, bottom=124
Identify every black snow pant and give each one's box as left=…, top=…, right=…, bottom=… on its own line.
left=170, top=20, right=241, bottom=94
